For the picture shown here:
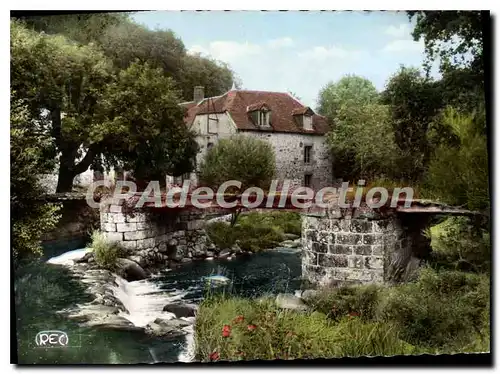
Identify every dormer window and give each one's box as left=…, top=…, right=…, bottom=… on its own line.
left=247, top=102, right=271, bottom=128
left=292, top=107, right=315, bottom=130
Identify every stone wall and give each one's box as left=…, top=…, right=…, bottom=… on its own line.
left=301, top=208, right=421, bottom=287
left=100, top=199, right=216, bottom=268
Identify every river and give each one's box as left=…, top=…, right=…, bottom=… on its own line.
left=14, top=247, right=302, bottom=364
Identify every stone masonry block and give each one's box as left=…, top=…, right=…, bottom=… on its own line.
left=354, top=245, right=372, bottom=255
left=348, top=255, right=364, bottom=269
left=303, top=250, right=318, bottom=266
left=107, top=213, right=126, bottom=223
left=362, top=234, right=384, bottom=245
left=124, top=230, right=156, bottom=241
left=116, top=222, right=138, bottom=232
left=136, top=238, right=156, bottom=250
left=329, top=244, right=353, bottom=255
left=364, top=256, right=384, bottom=270
left=125, top=213, right=148, bottom=223
left=318, top=254, right=348, bottom=268
left=103, top=232, right=123, bottom=242
left=101, top=222, right=116, bottom=232
left=312, top=242, right=328, bottom=253
left=350, top=220, right=372, bottom=233
left=372, top=245, right=384, bottom=256
left=335, top=233, right=362, bottom=245
left=109, top=205, right=123, bottom=213
left=316, top=231, right=329, bottom=244
left=330, top=220, right=342, bottom=232
left=121, top=241, right=137, bottom=251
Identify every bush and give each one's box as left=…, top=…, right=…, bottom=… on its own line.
left=376, top=267, right=490, bottom=349
left=198, top=135, right=276, bottom=192
left=306, top=284, right=381, bottom=322
left=206, top=212, right=302, bottom=252
left=90, top=231, right=123, bottom=270
left=195, top=295, right=415, bottom=362
left=429, top=217, right=490, bottom=273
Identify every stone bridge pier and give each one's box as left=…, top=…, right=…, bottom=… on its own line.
left=301, top=205, right=432, bottom=287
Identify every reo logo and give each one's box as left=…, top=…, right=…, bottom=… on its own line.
left=35, top=331, right=69, bottom=347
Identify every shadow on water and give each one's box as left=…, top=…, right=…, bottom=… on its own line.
left=14, top=248, right=302, bottom=364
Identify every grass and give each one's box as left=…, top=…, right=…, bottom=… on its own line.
left=195, top=295, right=416, bottom=362
left=89, top=231, right=124, bottom=270
left=195, top=267, right=490, bottom=361
left=206, top=211, right=302, bottom=252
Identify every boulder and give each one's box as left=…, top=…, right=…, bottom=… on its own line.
left=218, top=249, right=231, bottom=258
left=115, top=258, right=147, bottom=281
left=145, top=322, right=186, bottom=338
left=284, top=233, right=300, bottom=240
left=230, top=243, right=242, bottom=254
left=162, top=303, right=197, bottom=318
left=75, top=252, right=94, bottom=263
left=157, top=242, right=168, bottom=253
left=275, top=293, right=308, bottom=311
left=127, top=255, right=145, bottom=268
left=154, top=318, right=191, bottom=329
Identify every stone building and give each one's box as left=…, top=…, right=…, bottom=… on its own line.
left=178, top=86, right=333, bottom=190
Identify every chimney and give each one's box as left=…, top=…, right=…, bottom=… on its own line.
left=193, top=86, right=205, bottom=103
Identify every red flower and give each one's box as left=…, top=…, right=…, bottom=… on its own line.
left=247, top=324, right=257, bottom=331
left=232, top=315, right=245, bottom=324
left=222, top=324, right=232, bottom=337
left=209, top=351, right=219, bottom=361
left=348, top=311, right=359, bottom=318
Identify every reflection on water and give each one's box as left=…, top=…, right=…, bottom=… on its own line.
left=15, top=248, right=302, bottom=364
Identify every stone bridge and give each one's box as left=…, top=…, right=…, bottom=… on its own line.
left=96, top=192, right=484, bottom=285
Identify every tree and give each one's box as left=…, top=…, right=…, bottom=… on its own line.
left=102, top=62, right=199, bottom=184
left=423, top=107, right=489, bottom=212
left=408, top=11, right=486, bottom=115
left=198, top=135, right=276, bottom=225
left=316, top=75, right=379, bottom=121
left=381, top=66, right=445, bottom=181
left=11, top=96, right=61, bottom=261
left=11, top=21, right=198, bottom=192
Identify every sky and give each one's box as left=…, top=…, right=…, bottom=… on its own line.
left=131, top=11, right=440, bottom=108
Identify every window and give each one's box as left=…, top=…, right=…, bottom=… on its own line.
left=303, top=115, right=313, bottom=130
left=304, top=145, right=312, bottom=163
left=304, top=174, right=312, bottom=188
left=258, top=110, right=270, bottom=127
left=207, top=142, right=214, bottom=151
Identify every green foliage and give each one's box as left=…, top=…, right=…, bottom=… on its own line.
left=376, top=267, right=490, bottom=349
left=198, top=135, right=276, bottom=192
left=11, top=97, right=61, bottom=260
left=326, top=103, right=399, bottom=180
left=316, top=75, right=379, bottom=121
left=423, top=107, right=489, bottom=211
left=90, top=231, right=123, bottom=270
left=429, top=217, right=490, bottom=273
left=195, top=295, right=415, bottom=362
left=100, top=61, right=199, bottom=181
left=381, top=66, right=445, bottom=181
left=206, top=212, right=301, bottom=252
left=408, top=11, right=484, bottom=78
left=306, top=284, right=381, bottom=322
left=11, top=20, right=199, bottom=191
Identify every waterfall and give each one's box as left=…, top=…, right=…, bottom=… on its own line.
left=47, top=247, right=91, bottom=266
left=111, top=276, right=185, bottom=327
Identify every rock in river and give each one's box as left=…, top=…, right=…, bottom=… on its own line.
left=162, top=303, right=197, bottom=318
left=115, top=258, right=147, bottom=281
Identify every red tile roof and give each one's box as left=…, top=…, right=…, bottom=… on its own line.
left=180, top=90, right=330, bottom=135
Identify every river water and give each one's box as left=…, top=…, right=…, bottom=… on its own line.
left=14, top=247, right=302, bottom=364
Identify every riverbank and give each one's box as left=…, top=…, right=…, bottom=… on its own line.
left=194, top=267, right=490, bottom=362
